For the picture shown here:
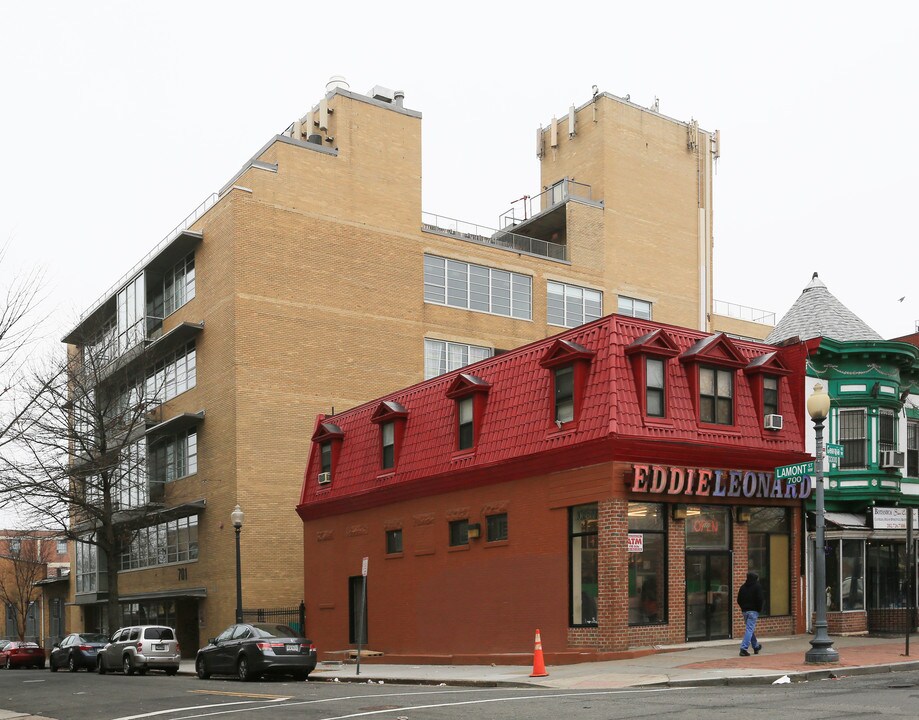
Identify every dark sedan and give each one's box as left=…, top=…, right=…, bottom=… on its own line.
left=195, top=623, right=317, bottom=681
left=0, top=641, right=45, bottom=669
left=49, top=633, right=110, bottom=672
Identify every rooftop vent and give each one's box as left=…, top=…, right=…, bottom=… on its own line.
left=326, top=75, right=350, bottom=93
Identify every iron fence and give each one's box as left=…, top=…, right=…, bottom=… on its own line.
left=242, top=602, right=306, bottom=636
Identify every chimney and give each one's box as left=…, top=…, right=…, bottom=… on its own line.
left=394, top=90, right=405, bottom=108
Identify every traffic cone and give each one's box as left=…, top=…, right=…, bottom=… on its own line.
left=530, top=628, right=548, bottom=677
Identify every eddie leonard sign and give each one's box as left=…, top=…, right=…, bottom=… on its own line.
left=630, top=464, right=813, bottom=500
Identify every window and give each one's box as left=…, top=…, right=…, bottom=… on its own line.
left=878, top=408, right=896, bottom=455
left=75, top=538, right=99, bottom=594
left=554, top=366, right=574, bottom=424
left=486, top=513, right=508, bottom=542
left=163, top=254, right=195, bottom=317
left=381, top=422, right=395, bottom=469
left=57, top=540, right=67, bottom=555
left=320, top=443, right=332, bottom=474
left=747, top=508, right=790, bottom=616
left=8, top=539, right=21, bottom=555
left=570, top=504, right=598, bottom=626
left=699, top=366, right=733, bottom=425
left=457, top=397, right=474, bottom=450
left=385, top=529, right=403, bottom=555
left=423, top=254, right=532, bottom=320
left=628, top=503, right=666, bottom=625
left=763, top=376, right=779, bottom=417
left=145, top=341, right=196, bottom=403
left=839, top=408, right=867, bottom=469
left=120, top=515, right=199, bottom=570
left=424, top=339, right=492, bottom=380
left=149, top=429, right=197, bottom=485
left=116, top=275, right=146, bottom=356
left=547, top=281, right=602, bottom=328
left=908, top=420, right=918, bottom=478
left=866, top=540, right=905, bottom=610
left=646, top=357, right=665, bottom=417
left=617, top=296, right=652, bottom=320
left=824, top=539, right=866, bottom=612
left=449, top=519, right=469, bottom=547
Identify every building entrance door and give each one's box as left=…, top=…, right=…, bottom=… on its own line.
left=685, top=552, right=732, bottom=641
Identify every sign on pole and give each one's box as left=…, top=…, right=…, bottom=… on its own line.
left=775, top=461, right=815, bottom=484
left=361, top=556, right=369, bottom=577
left=825, top=443, right=844, bottom=460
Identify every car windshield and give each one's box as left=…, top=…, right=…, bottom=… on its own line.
left=80, top=634, right=109, bottom=643
left=143, top=628, right=175, bottom=640
left=251, top=624, right=298, bottom=638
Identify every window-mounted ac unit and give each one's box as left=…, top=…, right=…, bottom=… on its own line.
left=880, top=451, right=905, bottom=469
left=317, top=471, right=331, bottom=485
left=764, top=414, right=783, bottom=431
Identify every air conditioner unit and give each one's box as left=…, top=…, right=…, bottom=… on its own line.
left=764, top=414, right=783, bottom=431
left=880, top=451, right=905, bottom=469
left=317, top=471, right=331, bottom=485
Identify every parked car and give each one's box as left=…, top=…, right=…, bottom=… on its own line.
left=0, top=641, right=45, bottom=669
left=195, top=623, right=317, bottom=681
left=49, top=633, right=110, bottom=672
left=97, top=625, right=181, bottom=676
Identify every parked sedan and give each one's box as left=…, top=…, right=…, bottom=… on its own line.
left=0, top=641, right=45, bottom=669
left=49, top=633, right=110, bottom=672
left=195, top=623, right=317, bottom=681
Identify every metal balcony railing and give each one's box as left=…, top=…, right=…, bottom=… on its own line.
left=421, top=212, right=566, bottom=262
left=712, top=300, right=776, bottom=326
left=499, top=179, right=594, bottom=229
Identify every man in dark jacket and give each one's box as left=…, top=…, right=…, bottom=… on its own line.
left=737, top=571, right=765, bottom=656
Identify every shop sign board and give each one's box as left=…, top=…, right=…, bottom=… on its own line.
left=871, top=507, right=919, bottom=530
left=775, top=461, right=814, bottom=484
left=627, top=533, right=643, bottom=553
left=630, top=464, right=813, bottom=500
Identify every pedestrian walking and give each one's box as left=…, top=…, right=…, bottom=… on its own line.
left=737, top=571, right=764, bottom=657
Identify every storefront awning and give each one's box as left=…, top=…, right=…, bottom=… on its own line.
left=119, top=587, right=207, bottom=602
left=824, top=512, right=868, bottom=530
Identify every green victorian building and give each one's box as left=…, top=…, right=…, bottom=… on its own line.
left=768, top=273, right=919, bottom=634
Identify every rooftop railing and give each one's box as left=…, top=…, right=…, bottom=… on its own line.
left=499, top=179, right=594, bottom=229
left=422, top=212, right=566, bottom=262
left=712, top=299, right=775, bottom=326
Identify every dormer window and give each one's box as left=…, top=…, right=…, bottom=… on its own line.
left=320, top=442, right=332, bottom=474
left=446, top=374, right=491, bottom=454
left=381, top=422, right=395, bottom=468
left=458, top=397, right=474, bottom=450
left=539, top=339, right=596, bottom=429
left=646, top=358, right=665, bottom=417
left=763, top=376, right=779, bottom=417
left=625, top=329, right=679, bottom=421
left=554, top=366, right=575, bottom=423
left=370, top=401, right=408, bottom=472
left=700, top=366, right=733, bottom=425
left=311, top=420, right=344, bottom=485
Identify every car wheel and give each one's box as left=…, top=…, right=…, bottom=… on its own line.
left=68, top=653, right=77, bottom=672
left=123, top=655, right=134, bottom=676
left=195, top=657, right=210, bottom=680
left=97, top=657, right=106, bottom=675
left=237, top=655, right=255, bottom=682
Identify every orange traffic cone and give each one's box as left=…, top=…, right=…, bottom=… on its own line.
left=530, top=628, right=548, bottom=677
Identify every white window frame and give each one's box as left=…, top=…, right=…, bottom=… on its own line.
left=424, top=339, right=493, bottom=380
left=424, top=255, right=532, bottom=320
left=547, top=281, right=602, bottom=328
left=617, top=296, right=652, bottom=320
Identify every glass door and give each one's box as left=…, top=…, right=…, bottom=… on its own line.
left=685, top=552, right=732, bottom=641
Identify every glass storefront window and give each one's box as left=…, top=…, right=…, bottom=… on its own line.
left=628, top=503, right=666, bottom=625
left=842, top=540, right=865, bottom=610
left=747, top=508, right=790, bottom=616
left=867, top=541, right=909, bottom=609
left=685, top=506, right=730, bottom=550
left=570, top=504, right=598, bottom=626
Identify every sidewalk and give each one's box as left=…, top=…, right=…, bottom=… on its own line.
left=258, top=634, right=919, bottom=689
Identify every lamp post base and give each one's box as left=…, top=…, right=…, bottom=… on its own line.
left=805, top=631, right=839, bottom=664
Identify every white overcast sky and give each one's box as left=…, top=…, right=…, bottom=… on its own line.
left=1, top=1, right=917, bottom=345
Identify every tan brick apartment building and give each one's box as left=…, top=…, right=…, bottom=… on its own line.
left=63, top=77, right=770, bottom=653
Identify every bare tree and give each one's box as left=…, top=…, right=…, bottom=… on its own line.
left=0, top=530, right=53, bottom=641
left=4, top=325, right=168, bottom=629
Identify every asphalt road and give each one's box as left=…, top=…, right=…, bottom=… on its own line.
left=3, top=666, right=919, bottom=719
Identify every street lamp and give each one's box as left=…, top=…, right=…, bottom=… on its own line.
left=231, top=504, right=244, bottom=624
left=805, top=382, right=840, bottom=663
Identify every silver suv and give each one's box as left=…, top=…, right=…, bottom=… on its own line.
left=97, top=625, right=181, bottom=676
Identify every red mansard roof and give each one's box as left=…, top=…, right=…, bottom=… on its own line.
left=297, top=315, right=809, bottom=520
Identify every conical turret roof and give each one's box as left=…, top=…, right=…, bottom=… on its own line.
left=765, top=272, right=883, bottom=344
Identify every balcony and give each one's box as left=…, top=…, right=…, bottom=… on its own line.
left=422, top=213, right=567, bottom=262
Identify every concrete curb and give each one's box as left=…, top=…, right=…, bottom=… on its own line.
left=644, top=660, right=919, bottom=688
